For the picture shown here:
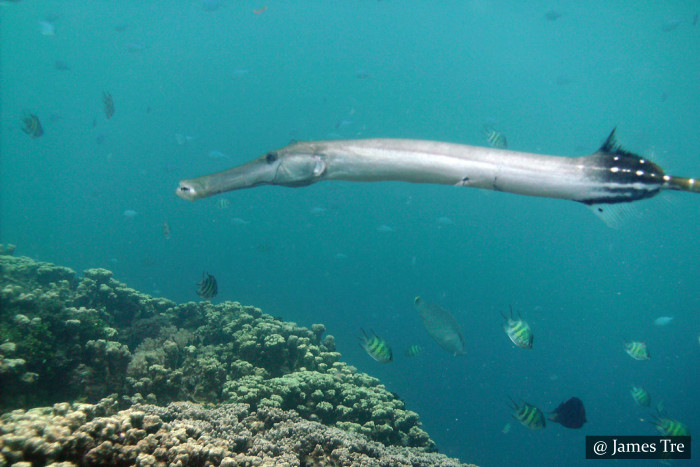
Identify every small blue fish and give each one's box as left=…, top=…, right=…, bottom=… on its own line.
left=653, top=316, right=673, bottom=326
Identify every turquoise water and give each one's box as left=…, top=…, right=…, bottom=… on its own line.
left=2, top=1, right=698, bottom=465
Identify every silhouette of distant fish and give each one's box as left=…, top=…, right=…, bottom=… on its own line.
left=413, top=297, right=466, bottom=356
left=54, top=60, right=70, bottom=71
left=103, top=92, right=114, bottom=119
left=202, top=0, right=221, bottom=11
left=404, top=344, right=423, bottom=358
left=544, top=10, right=563, bottom=21
left=653, top=316, right=673, bottom=326
left=548, top=397, right=587, bottom=429
left=125, top=42, right=147, bottom=52
left=483, top=125, right=507, bottom=149
left=662, top=18, right=682, bottom=32
left=21, top=112, right=43, bottom=138
left=175, top=133, right=194, bottom=145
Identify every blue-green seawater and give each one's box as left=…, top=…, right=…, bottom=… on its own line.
left=2, top=1, right=698, bottom=465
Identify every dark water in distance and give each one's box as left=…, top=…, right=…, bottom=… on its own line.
left=2, top=1, right=698, bottom=465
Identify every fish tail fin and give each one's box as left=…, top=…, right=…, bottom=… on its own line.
left=664, top=175, right=700, bottom=194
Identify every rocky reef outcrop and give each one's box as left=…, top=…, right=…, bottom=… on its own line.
left=0, top=246, right=475, bottom=465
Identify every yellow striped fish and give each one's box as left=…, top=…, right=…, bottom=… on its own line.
left=404, top=344, right=423, bottom=358
left=483, top=125, right=507, bottom=149
left=502, top=307, right=533, bottom=350
left=103, top=91, right=115, bottom=119
left=196, top=272, right=218, bottom=300
left=630, top=386, right=651, bottom=407
left=624, top=341, right=650, bottom=360
left=22, top=112, right=43, bottom=138
left=359, top=329, right=393, bottom=363
left=652, top=413, right=690, bottom=436
left=509, top=399, right=546, bottom=430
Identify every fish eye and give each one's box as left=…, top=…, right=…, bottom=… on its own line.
left=265, top=152, right=278, bottom=163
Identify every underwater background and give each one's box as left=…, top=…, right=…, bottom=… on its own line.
left=1, top=1, right=698, bottom=465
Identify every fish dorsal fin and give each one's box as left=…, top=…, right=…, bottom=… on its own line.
left=598, top=127, right=642, bottom=160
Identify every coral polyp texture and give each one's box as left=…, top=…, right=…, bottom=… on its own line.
left=0, top=398, right=473, bottom=466
left=0, top=246, right=475, bottom=466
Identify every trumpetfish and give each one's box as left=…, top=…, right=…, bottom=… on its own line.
left=176, top=129, right=699, bottom=224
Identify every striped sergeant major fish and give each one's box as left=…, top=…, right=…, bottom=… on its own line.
left=624, top=341, right=650, bottom=360
left=509, top=399, right=546, bottom=430
left=176, top=130, right=700, bottom=225
left=359, top=329, right=393, bottom=363
left=404, top=344, right=423, bottom=358
left=650, top=404, right=691, bottom=436
left=196, top=272, right=218, bottom=300
left=483, top=125, right=507, bottom=149
left=501, top=306, right=533, bottom=350
left=22, top=111, right=43, bottom=138
left=630, top=385, right=651, bottom=407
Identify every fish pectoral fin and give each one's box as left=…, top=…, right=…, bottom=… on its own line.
left=312, top=156, right=326, bottom=177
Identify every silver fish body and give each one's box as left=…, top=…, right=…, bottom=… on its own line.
left=176, top=130, right=699, bottom=217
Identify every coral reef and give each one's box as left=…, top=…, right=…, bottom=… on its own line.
left=0, top=246, right=475, bottom=464
left=0, top=397, right=475, bottom=466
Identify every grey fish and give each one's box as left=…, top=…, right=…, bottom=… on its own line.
left=175, top=130, right=700, bottom=227
left=413, top=297, right=466, bottom=356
